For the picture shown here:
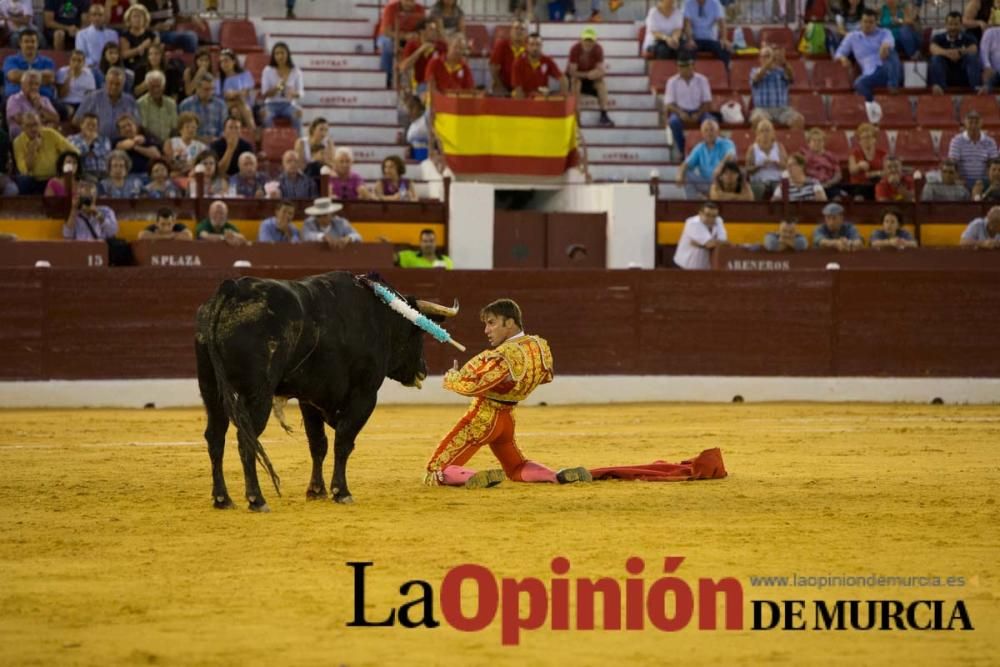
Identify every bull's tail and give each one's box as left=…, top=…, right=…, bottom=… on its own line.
left=205, top=280, right=282, bottom=497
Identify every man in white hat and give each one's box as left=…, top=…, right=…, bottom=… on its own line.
left=302, top=197, right=362, bottom=248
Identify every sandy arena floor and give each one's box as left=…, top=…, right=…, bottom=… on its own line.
left=0, top=403, right=997, bottom=666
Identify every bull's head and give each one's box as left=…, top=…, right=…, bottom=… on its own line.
left=390, top=298, right=460, bottom=389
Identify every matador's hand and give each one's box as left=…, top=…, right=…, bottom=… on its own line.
left=451, top=359, right=459, bottom=371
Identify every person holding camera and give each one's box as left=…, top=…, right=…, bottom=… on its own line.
left=62, top=180, right=119, bottom=240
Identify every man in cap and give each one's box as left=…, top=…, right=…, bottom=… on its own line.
left=664, top=54, right=714, bottom=157
left=813, top=202, right=864, bottom=251
left=302, top=197, right=362, bottom=248
left=567, top=27, right=614, bottom=128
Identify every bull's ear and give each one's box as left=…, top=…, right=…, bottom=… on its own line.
left=416, top=299, right=459, bottom=318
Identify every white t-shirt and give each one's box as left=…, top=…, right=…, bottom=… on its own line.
left=261, top=66, right=304, bottom=104
left=643, top=5, right=685, bottom=52
left=56, top=66, right=97, bottom=105
left=673, top=214, right=727, bottom=269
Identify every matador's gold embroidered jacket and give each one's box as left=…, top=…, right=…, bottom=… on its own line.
left=443, top=333, right=554, bottom=403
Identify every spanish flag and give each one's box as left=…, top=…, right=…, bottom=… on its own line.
left=432, top=95, right=579, bottom=178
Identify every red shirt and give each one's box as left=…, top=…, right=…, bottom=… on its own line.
left=567, top=42, right=604, bottom=74
left=402, top=38, right=447, bottom=84
left=489, top=38, right=526, bottom=91
left=849, top=146, right=886, bottom=185
left=875, top=175, right=914, bottom=201
left=379, top=1, right=426, bottom=37
left=426, top=54, right=475, bottom=92
left=511, top=54, right=562, bottom=95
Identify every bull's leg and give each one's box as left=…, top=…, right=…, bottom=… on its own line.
left=197, top=342, right=233, bottom=509
left=236, top=395, right=275, bottom=512
left=328, top=392, right=378, bottom=505
left=300, top=403, right=329, bottom=500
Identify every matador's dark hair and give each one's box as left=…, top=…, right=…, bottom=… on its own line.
left=480, top=299, right=523, bottom=330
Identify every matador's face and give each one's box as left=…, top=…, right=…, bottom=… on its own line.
left=483, top=315, right=519, bottom=348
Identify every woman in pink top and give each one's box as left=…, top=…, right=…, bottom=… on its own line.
left=44, top=151, right=81, bottom=198
left=803, top=128, right=844, bottom=197
left=328, top=147, right=373, bottom=201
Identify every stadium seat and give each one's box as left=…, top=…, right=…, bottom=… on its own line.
left=956, top=94, right=1000, bottom=126
left=829, top=94, right=868, bottom=127
left=789, top=59, right=810, bottom=92
left=727, top=128, right=755, bottom=156
left=260, top=127, right=298, bottom=164
left=728, top=59, right=756, bottom=93
left=915, top=95, right=957, bottom=127
left=219, top=20, right=263, bottom=53
left=466, top=23, right=490, bottom=57
left=177, top=20, right=213, bottom=46
left=697, top=60, right=730, bottom=92
left=758, top=27, right=798, bottom=52
left=939, top=130, right=959, bottom=156
left=892, top=129, right=937, bottom=165
left=822, top=129, right=850, bottom=160
left=243, top=51, right=269, bottom=86
left=789, top=93, right=827, bottom=126
left=648, top=60, right=677, bottom=93
left=40, top=50, right=70, bottom=68
left=873, top=94, right=915, bottom=127
left=778, top=129, right=808, bottom=156
left=811, top=59, right=854, bottom=91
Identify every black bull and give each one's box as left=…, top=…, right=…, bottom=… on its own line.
left=195, top=272, right=456, bottom=511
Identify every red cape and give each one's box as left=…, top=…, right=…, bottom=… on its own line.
left=589, top=448, right=727, bottom=482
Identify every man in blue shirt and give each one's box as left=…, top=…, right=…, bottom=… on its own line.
left=676, top=118, right=735, bottom=198
left=682, top=0, right=730, bottom=67
left=2, top=29, right=56, bottom=101
left=179, top=73, right=228, bottom=142
left=75, top=3, right=119, bottom=67
left=834, top=8, right=901, bottom=102
left=258, top=200, right=302, bottom=243
left=813, top=202, right=864, bottom=251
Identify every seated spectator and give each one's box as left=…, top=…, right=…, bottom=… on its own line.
left=429, top=0, right=464, bottom=35
left=834, top=8, right=901, bottom=101
left=258, top=200, right=301, bottom=243
left=803, top=128, right=843, bottom=194
left=229, top=152, right=267, bottom=198
left=708, top=160, right=753, bottom=200
left=960, top=205, right=1000, bottom=247
left=164, top=112, right=206, bottom=176
left=196, top=200, right=248, bottom=245
left=260, top=41, right=304, bottom=131
left=874, top=156, right=914, bottom=202
left=77, top=4, right=120, bottom=68
left=276, top=150, right=318, bottom=200
left=1, top=0, right=40, bottom=49
left=94, top=42, right=135, bottom=93
left=398, top=19, right=445, bottom=96
left=137, top=71, right=178, bottom=145
left=673, top=201, right=727, bottom=270
left=682, top=0, right=730, bottom=67
left=68, top=113, right=112, bottom=178
left=73, top=68, right=139, bottom=139
left=44, top=150, right=80, bottom=197
left=405, top=96, right=429, bottom=160
left=949, top=111, right=998, bottom=189
left=188, top=149, right=228, bottom=198
left=179, top=73, right=228, bottom=142
left=133, top=43, right=184, bottom=100
left=921, top=159, right=971, bottom=201
left=56, top=50, right=96, bottom=113
left=43, top=0, right=88, bottom=52
left=217, top=48, right=256, bottom=132
left=119, top=5, right=158, bottom=72
left=182, top=46, right=214, bottom=98
left=295, top=117, right=336, bottom=179
left=879, top=0, right=921, bottom=61
left=3, top=29, right=56, bottom=102
left=302, top=197, right=362, bottom=247
left=138, top=207, right=192, bottom=240
left=763, top=218, right=808, bottom=252
left=676, top=118, right=736, bottom=198
left=13, top=111, right=78, bottom=195
left=643, top=0, right=686, bottom=59
left=426, top=33, right=476, bottom=97
left=62, top=180, right=118, bottom=240
left=140, top=0, right=201, bottom=54
left=813, top=202, right=864, bottom=251
left=870, top=207, right=917, bottom=248
left=5, top=70, right=59, bottom=138
left=328, top=147, right=374, bottom=200
left=929, top=11, right=981, bottom=94
left=748, top=45, right=804, bottom=131
left=568, top=27, right=614, bottom=127
left=113, top=113, right=162, bottom=176
left=376, top=0, right=426, bottom=89
left=142, top=157, right=182, bottom=198
left=847, top=122, right=886, bottom=198
left=489, top=19, right=528, bottom=95
left=398, top=228, right=453, bottom=268
left=511, top=33, right=567, bottom=98
left=0, top=125, right=15, bottom=196
left=974, top=157, right=1000, bottom=200
left=664, top=55, right=713, bottom=157
left=772, top=154, right=828, bottom=201
left=99, top=150, right=144, bottom=198
left=745, top=119, right=787, bottom=197
left=210, top=116, right=253, bottom=178
left=374, top=155, right=418, bottom=201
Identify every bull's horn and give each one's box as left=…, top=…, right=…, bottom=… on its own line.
left=416, top=299, right=459, bottom=318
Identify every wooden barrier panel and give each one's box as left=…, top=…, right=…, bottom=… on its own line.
left=0, top=241, right=108, bottom=267
left=713, top=246, right=1000, bottom=270
left=131, top=240, right=396, bottom=269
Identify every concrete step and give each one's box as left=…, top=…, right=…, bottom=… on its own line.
left=303, top=105, right=398, bottom=125
left=302, top=69, right=386, bottom=88
left=600, top=57, right=647, bottom=76
left=589, top=163, right=675, bottom=182
left=256, top=17, right=375, bottom=37
left=581, top=127, right=667, bottom=145
left=586, top=145, right=672, bottom=163
left=353, top=2, right=380, bottom=20
left=537, top=21, right=639, bottom=40
left=267, top=34, right=372, bottom=54
left=302, top=88, right=397, bottom=107
left=579, top=92, right=657, bottom=110
left=328, top=124, right=401, bottom=144
left=605, top=75, right=654, bottom=93
left=545, top=38, right=639, bottom=58
left=350, top=144, right=409, bottom=162
left=580, top=108, right=657, bottom=127
left=297, top=53, right=380, bottom=70
left=246, top=0, right=356, bottom=18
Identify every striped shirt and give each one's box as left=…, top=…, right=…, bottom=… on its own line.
left=948, top=131, right=999, bottom=187
left=773, top=177, right=823, bottom=201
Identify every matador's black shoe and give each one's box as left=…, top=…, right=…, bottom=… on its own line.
left=465, top=469, right=505, bottom=489
left=556, top=466, right=593, bottom=484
